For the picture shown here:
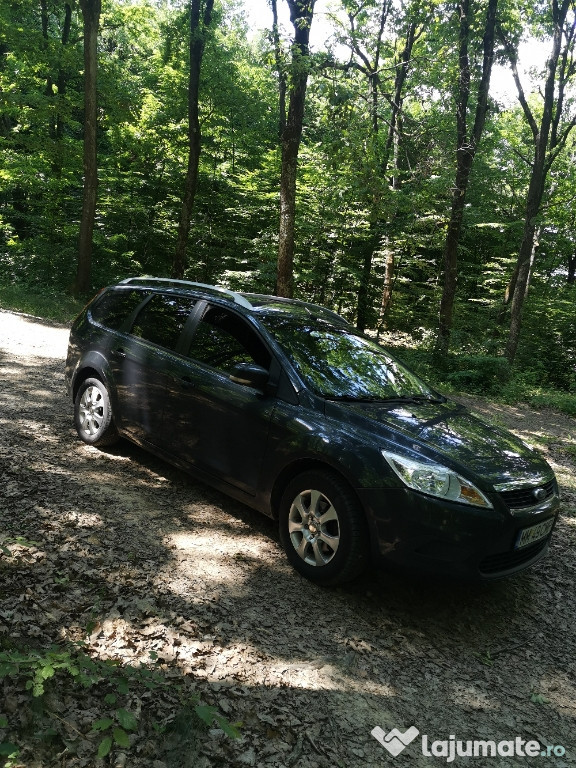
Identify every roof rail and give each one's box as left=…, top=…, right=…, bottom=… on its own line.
left=119, top=277, right=254, bottom=309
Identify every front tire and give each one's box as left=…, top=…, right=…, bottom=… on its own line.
left=74, top=377, right=119, bottom=447
left=279, top=470, right=369, bottom=585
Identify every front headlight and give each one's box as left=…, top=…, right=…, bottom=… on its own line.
left=382, top=450, right=493, bottom=509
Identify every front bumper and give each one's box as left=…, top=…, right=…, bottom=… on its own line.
left=357, top=486, right=560, bottom=580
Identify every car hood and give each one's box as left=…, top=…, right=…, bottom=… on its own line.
left=324, top=398, right=553, bottom=488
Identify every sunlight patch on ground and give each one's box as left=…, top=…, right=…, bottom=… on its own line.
left=82, top=444, right=133, bottom=461
left=535, top=672, right=576, bottom=718
left=0, top=310, right=68, bottom=358
left=165, top=531, right=272, bottom=585
left=451, top=683, right=502, bottom=713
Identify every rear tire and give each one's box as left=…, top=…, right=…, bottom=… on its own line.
left=279, top=470, right=369, bottom=585
left=74, top=377, right=119, bottom=447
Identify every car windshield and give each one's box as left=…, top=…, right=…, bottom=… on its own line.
left=261, top=317, right=439, bottom=401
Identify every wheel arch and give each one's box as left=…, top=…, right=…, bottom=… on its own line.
left=71, top=351, right=113, bottom=402
left=275, top=461, right=373, bottom=584
left=270, top=458, right=362, bottom=521
left=72, top=366, right=102, bottom=401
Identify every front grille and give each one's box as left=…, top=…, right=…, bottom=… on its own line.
left=498, top=479, right=556, bottom=510
left=479, top=539, right=549, bottom=575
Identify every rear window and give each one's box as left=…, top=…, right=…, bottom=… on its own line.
left=90, top=289, right=146, bottom=331
left=130, top=294, right=197, bottom=351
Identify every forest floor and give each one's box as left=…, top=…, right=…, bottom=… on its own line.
left=1, top=308, right=575, bottom=768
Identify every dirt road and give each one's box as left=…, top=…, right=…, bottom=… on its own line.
left=1, top=309, right=575, bottom=767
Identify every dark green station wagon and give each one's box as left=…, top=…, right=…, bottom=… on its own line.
left=65, top=278, right=560, bottom=585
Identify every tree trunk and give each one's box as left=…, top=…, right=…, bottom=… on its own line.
left=56, top=3, right=72, bottom=142
left=568, top=253, right=576, bottom=284
left=172, top=0, right=214, bottom=280
left=376, top=10, right=427, bottom=324
left=384, top=20, right=416, bottom=185
left=435, top=0, right=497, bottom=357
left=436, top=156, right=474, bottom=355
left=502, top=0, right=576, bottom=362
left=379, top=250, right=395, bottom=323
left=276, top=0, right=315, bottom=298
left=505, top=189, right=544, bottom=361
left=74, top=0, right=101, bottom=297
left=354, top=1, right=391, bottom=326
left=357, top=234, right=379, bottom=331
left=40, top=2, right=72, bottom=149
left=270, top=0, right=287, bottom=139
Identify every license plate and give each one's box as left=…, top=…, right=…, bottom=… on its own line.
left=515, top=518, right=554, bottom=550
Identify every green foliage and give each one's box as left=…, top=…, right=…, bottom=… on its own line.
left=195, top=704, right=242, bottom=738
left=90, top=706, right=138, bottom=756
left=394, top=347, right=511, bottom=396
left=0, top=641, right=239, bottom=765
left=514, top=288, right=576, bottom=392
left=444, top=355, right=512, bottom=395
left=503, top=384, right=576, bottom=416
left=0, top=281, right=83, bottom=324
left=393, top=343, right=576, bottom=416
left=1, top=0, right=576, bottom=397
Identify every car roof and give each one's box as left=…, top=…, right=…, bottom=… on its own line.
left=117, top=278, right=350, bottom=326
left=241, top=294, right=350, bottom=326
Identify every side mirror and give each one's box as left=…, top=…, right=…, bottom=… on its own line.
left=229, top=362, right=269, bottom=389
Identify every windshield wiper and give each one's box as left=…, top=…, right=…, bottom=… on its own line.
left=326, top=393, right=447, bottom=404
left=395, top=394, right=447, bottom=404
left=325, top=395, right=387, bottom=402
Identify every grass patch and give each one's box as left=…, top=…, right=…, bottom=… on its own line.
left=0, top=282, right=85, bottom=325
left=519, top=389, right=576, bottom=416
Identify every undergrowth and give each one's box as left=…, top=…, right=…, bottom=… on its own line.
left=0, top=281, right=84, bottom=325
left=396, top=348, right=576, bottom=416
left=0, top=641, right=240, bottom=765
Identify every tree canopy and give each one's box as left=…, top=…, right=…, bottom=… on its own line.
left=1, top=0, right=575, bottom=390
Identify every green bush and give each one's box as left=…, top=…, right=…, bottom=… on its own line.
left=444, top=354, right=511, bottom=395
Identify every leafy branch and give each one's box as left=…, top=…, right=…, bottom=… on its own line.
left=0, top=642, right=240, bottom=764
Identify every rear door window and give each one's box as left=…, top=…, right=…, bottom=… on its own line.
left=130, top=294, right=197, bottom=352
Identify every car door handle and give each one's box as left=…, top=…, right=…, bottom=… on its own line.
left=111, top=348, right=126, bottom=359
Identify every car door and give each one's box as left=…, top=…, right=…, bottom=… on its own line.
left=113, top=293, right=198, bottom=443
left=161, top=303, right=276, bottom=495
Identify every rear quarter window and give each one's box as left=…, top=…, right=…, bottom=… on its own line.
left=90, top=289, right=147, bottom=331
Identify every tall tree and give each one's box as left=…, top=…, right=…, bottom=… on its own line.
left=40, top=0, right=72, bottom=147
left=435, top=0, right=498, bottom=356
left=276, top=0, right=316, bottom=298
left=361, top=2, right=426, bottom=330
left=75, top=0, right=101, bottom=296
left=325, top=0, right=430, bottom=329
left=500, top=0, right=576, bottom=362
left=172, top=0, right=215, bottom=279
left=270, top=0, right=288, bottom=138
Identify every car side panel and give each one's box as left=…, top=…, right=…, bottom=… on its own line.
left=159, top=357, right=275, bottom=495
left=109, top=334, right=171, bottom=442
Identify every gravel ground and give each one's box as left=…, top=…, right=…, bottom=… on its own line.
left=1, top=308, right=575, bottom=768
